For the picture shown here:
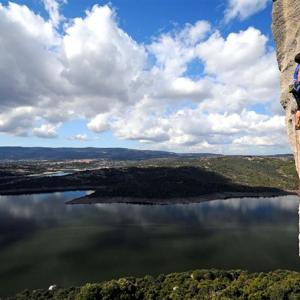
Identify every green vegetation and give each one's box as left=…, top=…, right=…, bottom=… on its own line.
left=84, top=156, right=298, bottom=199
left=124, top=156, right=298, bottom=191
left=8, top=269, right=300, bottom=299
left=0, top=156, right=298, bottom=198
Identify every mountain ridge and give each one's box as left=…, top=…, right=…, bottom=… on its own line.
left=0, top=146, right=220, bottom=161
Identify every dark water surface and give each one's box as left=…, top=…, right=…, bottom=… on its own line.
left=0, top=192, right=299, bottom=297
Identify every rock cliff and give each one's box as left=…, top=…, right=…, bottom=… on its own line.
left=272, top=0, right=300, bottom=176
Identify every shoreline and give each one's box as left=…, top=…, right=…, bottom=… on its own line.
left=0, top=186, right=98, bottom=196
left=66, top=190, right=297, bottom=205
left=0, top=186, right=296, bottom=204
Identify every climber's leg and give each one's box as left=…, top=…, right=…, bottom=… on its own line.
left=295, top=110, right=300, bottom=130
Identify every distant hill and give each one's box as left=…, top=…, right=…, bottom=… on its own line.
left=0, top=147, right=219, bottom=161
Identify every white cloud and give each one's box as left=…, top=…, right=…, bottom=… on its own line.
left=233, top=135, right=281, bottom=146
left=194, top=27, right=280, bottom=112
left=0, top=107, right=35, bottom=136
left=0, top=3, right=146, bottom=129
left=0, top=2, right=286, bottom=154
left=224, top=0, right=270, bottom=23
left=68, top=134, right=89, bottom=141
left=32, top=124, right=60, bottom=138
left=112, top=102, right=287, bottom=154
left=42, top=0, right=66, bottom=28
left=0, top=2, right=63, bottom=113
left=62, top=4, right=146, bottom=109
left=148, top=21, right=210, bottom=77
left=110, top=24, right=281, bottom=154
left=87, top=113, right=112, bottom=133
left=1, top=2, right=57, bottom=42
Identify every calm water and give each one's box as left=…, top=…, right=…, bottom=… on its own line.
left=0, top=192, right=300, bottom=297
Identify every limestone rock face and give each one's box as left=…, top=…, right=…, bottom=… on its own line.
left=272, top=0, right=300, bottom=176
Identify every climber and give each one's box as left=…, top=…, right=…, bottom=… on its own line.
left=292, top=53, right=300, bottom=130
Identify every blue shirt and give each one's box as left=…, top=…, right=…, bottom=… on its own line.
left=294, top=64, right=300, bottom=82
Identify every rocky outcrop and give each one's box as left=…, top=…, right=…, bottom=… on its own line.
left=272, top=0, right=300, bottom=176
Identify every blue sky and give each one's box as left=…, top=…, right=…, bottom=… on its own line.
left=0, top=0, right=289, bottom=154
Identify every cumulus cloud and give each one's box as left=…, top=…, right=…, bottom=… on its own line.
left=32, top=124, right=60, bottom=138
left=0, top=3, right=145, bottom=128
left=87, top=113, right=112, bottom=133
left=42, top=0, right=66, bottom=28
left=61, top=4, right=146, bottom=113
left=112, top=107, right=287, bottom=154
left=68, top=134, right=89, bottom=141
left=0, top=2, right=285, bottom=154
left=0, top=107, right=35, bottom=136
left=195, top=27, right=280, bottom=112
left=224, top=0, right=270, bottom=23
left=109, top=23, right=282, bottom=154
left=233, top=135, right=281, bottom=146
left=148, top=20, right=211, bottom=76
left=0, top=2, right=62, bottom=112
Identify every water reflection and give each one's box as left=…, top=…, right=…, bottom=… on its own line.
left=0, top=193, right=300, bottom=297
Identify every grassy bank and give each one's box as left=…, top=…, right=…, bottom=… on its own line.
left=8, top=269, right=300, bottom=300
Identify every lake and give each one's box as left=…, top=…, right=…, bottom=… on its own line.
left=0, top=192, right=299, bottom=297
